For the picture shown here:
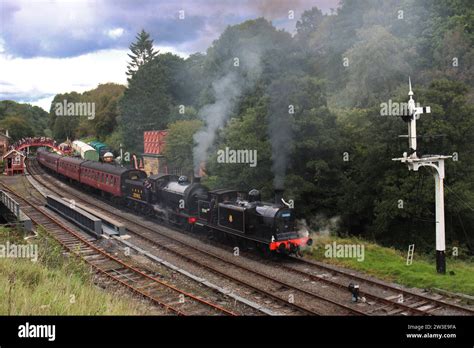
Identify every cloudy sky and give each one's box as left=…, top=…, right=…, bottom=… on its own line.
left=0, top=0, right=339, bottom=111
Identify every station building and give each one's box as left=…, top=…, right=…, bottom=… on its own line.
left=3, top=149, right=25, bottom=176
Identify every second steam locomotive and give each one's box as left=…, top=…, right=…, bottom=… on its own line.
left=37, top=148, right=312, bottom=255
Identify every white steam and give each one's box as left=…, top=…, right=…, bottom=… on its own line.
left=192, top=40, right=264, bottom=176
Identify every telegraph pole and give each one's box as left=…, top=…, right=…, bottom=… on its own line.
left=393, top=78, right=451, bottom=274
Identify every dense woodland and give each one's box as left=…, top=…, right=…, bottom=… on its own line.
left=2, top=0, right=473, bottom=252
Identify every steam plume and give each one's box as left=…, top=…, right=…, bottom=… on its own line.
left=266, top=79, right=295, bottom=189
left=193, top=41, right=264, bottom=176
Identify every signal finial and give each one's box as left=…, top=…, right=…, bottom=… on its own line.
left=408, top=76, right=414, bottom=97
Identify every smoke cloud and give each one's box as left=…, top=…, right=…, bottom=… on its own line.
left=266, top=79, right=295, bottom=189
left=193, top=39, right=264, bottom=175
left=193, top=72, right=241, bottom=174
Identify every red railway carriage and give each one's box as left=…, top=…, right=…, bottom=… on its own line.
left=37, top=148, right=60, bottom=172
left=79, top=161, right=147, bottom=197
left=58, top=156, right=84, bottom=182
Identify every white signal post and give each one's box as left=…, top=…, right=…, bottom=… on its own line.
left=393, top=78, right=451, bottom=274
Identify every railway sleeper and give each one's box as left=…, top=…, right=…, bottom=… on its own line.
left=417, top=304, right=435, bottom=312
left=387, top=308, right=405, bottom=315
left=408, top=300, right=428, bottom=308
left=426, top=306, right=442, bottom=313
left=92, top=260, right=120, bottom=270
left=79, top=249, right=96, bottom=255
left=119, top=273, right=143, bottom=283
left=367, top=305, right=391, bottom=314
left=136, top=282, right=157, bottom=290
left=83, top=254, right=103, bottom=261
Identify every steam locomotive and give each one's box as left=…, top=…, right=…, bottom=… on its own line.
left=36, top=148, right=312, bottom=255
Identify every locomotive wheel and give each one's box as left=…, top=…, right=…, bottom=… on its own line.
left=260, top=243, right=275, bottom=259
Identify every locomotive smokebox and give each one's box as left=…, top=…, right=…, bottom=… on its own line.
left=274, top=189, right=284, bottom=205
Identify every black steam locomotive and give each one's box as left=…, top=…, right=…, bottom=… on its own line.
left=130, top=174, right=312, bottom=254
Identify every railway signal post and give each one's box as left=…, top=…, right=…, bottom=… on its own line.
left=393, top=78, right=451, bottom=274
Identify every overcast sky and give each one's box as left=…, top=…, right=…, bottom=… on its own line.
left=0, top=0, right=339, bottom=111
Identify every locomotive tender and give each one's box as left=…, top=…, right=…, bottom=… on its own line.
left=36, top=148, right=312, bottom=254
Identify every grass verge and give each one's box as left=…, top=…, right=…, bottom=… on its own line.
left=0, top=226, right=154, bottom=315
left=304, top=235, right=474, bottom=296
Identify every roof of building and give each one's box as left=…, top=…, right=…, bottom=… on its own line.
left=2, top=149, right=25, bottom=160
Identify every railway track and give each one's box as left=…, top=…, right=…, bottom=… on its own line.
left=26, top=158, right=474, bottom=316
left=282, top=256, right=474, bottom=316
left=26, top=159, right=366, bottom=315
left=0, top=181, right=236, bottom=316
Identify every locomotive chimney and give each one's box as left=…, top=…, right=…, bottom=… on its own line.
left=274, top=189, right=284, bottom=205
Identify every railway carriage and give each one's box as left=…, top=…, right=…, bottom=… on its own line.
left=79, top=161, right=147, bottom=197
left=36, top=149, right=60, bottom=172
left=58, top=156, right=83, bottom=182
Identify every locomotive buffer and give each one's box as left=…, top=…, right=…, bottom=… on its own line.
left=392, top=78, right=451, bottom=274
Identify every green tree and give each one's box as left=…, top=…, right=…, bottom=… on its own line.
left=163, top=119, right=203, bottom=176
left=48, top=92, right=82, bottom=141
left=0, top=100, right=49, bottom=135
left=296, top=7, right=324, bottom=40
left=120, top=53, right=185, bottom=152
left=205, top=101, right=273, bottom=194
left=76, top=83, right=125, bottom=140
left=339, top=25, right=415, bottom=107
left=0, top=115, right=34, bottom=141
left=126, top=30, right=158, bottom=80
